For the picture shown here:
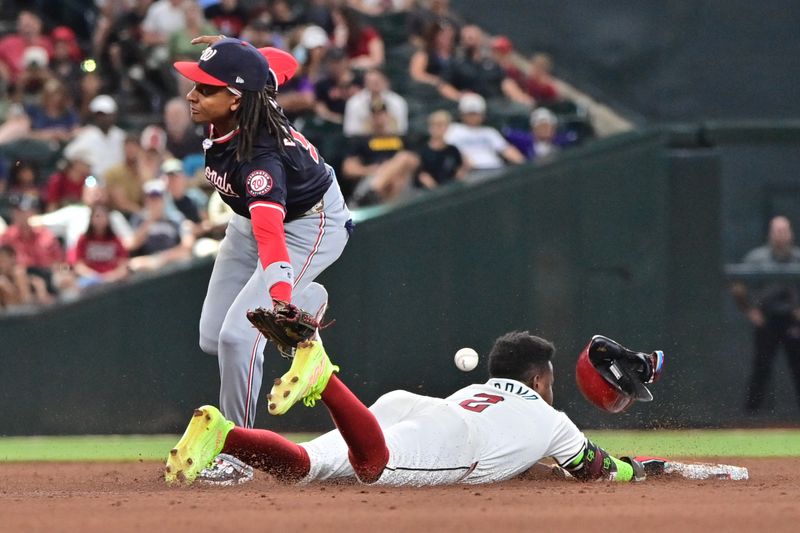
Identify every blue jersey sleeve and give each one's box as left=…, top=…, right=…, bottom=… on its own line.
left=237, top=151, right=288, bottom=208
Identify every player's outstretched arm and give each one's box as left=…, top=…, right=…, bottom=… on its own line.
left=560, top=439, right=646, bottom=482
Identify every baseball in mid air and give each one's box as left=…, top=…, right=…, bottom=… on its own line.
left=454, top=348, right=479, bottom=372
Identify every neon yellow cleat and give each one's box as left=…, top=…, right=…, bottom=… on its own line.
left=267, top=340, right=339, bottom=416
left=165, top=405, right=234, bottom=485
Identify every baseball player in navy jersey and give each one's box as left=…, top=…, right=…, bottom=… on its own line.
left=172, top=37, right=352, bottom=483
left=167, top=331, right=665, bottom=487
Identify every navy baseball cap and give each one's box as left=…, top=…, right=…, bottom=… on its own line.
left=174, top=38, right=270, bottom=92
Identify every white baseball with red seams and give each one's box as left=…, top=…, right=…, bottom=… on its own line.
left=454, top=348, right=479, bottom=371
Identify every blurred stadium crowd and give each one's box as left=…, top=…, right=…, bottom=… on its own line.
left=0, top=0, right=605, bottom=312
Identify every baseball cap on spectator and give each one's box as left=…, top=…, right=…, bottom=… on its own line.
left=459, top=93, right=486, bottom=115
left=9, top=193, right=42, bottom=212
left=140, top=125, right=167, bottom=153
left=52, top=26, right=77, bottom=42
left=491, top=35, right=513, bottom=54
left=301, top=25, right=329, bottom=50
left=64, top=145, right=93, bottom=166
left=22, top=46, right=49, bottom=69
left=161, top=158, right=184, bottom=175
left=52, top=26, right=81, bottom=61
left=89, top=95, right=118, bottom=115
left=143, top=179, right=166, bottom=197
left=530, top=107, right=557, bottom=126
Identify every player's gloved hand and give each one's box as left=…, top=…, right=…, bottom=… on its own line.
left=246, top=301, right=328, bottom=359
left=622, top=456, right=667, bottom=481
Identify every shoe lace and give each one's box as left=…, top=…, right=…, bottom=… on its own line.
left=301, top=363, right=339, bottom=408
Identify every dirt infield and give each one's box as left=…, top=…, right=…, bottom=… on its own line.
left=2, top=458, right=798, bottom=532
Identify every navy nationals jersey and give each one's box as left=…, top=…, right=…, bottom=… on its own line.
left=203, top=125, right=332, bottom=220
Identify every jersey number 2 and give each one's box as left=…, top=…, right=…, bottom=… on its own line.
left=284, top=128, right=320, bottom=164
left=459, top=393, right=504, bottom=413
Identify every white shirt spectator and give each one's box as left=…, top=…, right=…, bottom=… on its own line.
left=30, top=204, right=133, bottom=252
left=343, top=90, right=408, bottom=137
left=64, top=125, right=126, bottom=178
left=142, top=0, right=187, bottom=39
left=444, top=123, right=510, bottom=170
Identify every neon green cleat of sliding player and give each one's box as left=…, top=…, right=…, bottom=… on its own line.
left=267, top=340, right=339, bottom=416
left=165, top=405, right=234, bottom=485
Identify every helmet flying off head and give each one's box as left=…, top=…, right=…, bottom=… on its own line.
left=575, top=335, right=664, bottom=413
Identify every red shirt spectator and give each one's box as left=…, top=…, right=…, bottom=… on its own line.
left=45, top=152, right=92, bottom=211
left=74, top=231, right=127, bottom=273
left=0, top=10, right=53, bottom=82
left=0, top=195, right=64, bottom=269
left=332, top=6, right=384, bottom=69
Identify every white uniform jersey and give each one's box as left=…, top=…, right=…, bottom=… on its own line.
left=301, top=378, right=587, bottom=486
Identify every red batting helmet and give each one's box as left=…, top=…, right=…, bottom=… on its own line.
left=576, top=335, right=664, bottom=413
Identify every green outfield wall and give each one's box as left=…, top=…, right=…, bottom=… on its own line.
left=2, top=124, right=799, bottom=435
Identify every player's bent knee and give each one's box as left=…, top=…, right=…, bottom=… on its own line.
left=217, top=325, right=254, bottom=360
left=199, top=335, right=219, bottom=356
left=349, top=447, right=390, bottom=484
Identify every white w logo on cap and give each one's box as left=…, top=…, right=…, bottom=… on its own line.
left=235, top=76, right=244, bottom=84
left=199, top=48, right=217, bottom=62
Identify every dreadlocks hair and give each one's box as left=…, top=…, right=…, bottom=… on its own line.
left=234, top=85, right=293, bottom=162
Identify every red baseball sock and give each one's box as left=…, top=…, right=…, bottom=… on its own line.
left=321, top=374, right=389, bottom=483
left=222, top=427, right=310, bottom=482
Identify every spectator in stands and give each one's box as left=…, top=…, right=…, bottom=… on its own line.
left=103, top=134, right=145, bottom=217
left=31, top=175, right=134, bottom=253
left=161, top=158, right=208, bottom=230
left=314, top=47, right=358, bottom=125
left=0, top=193, right=66, bottom=295
left=50, top=26, right=83, bottom=100
left=409, top=20, right=461, bottom=101
left=270, top=0, right=303, bottom=34
left=0, top=243, right=51, bottom=309
left=332, top=6, right=385, bottom=69
left=277, top=25, right=330, bottom=121
left=731, top=216, right=800, bottom=412
left=348, top=0, right=413, bottom=16
left=2, top=161, right=43, bottom=200
left=138, top=124, right=169, bottom=183
left=527, top=107, right=561, bottom=160
left=524, top=53, right=562, bottom=104
left=44, top=149, right=92, bottom=212
left=63, top=95, right=126, bottom=179
left=490, top=35, right=525, bottom=87
left=239, top=19, right=284, bottom=51
left=95, top=0, right=151, bottom=102
left=71, top=203, right=130, bottom=288
left=450, top=25, right=533, bottom=106
left=204, top=0, right=249, bottom=38
left=343, top=68, right=407, bottom=136
left=0, top=78, right=79, bottom=145
left=0, top=10, right=53, bottom=84
left=163, top=97, right=204, bottom=160
left=14, top=46, right=55, bottom=106
left=416, top=110, right=468, bottom=190
left=305, top=0, right=336, bottom=34
left=169, top=1, right=218, bottom=63
left=128, top=179, right=194, bottom=271
left=343, top=99, right=419, bottom=206
left=142, top=0, right=187, bottom=47
left=408, top=0, right=463, bottom=47
left=445, top=93, right=525, bottom=175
